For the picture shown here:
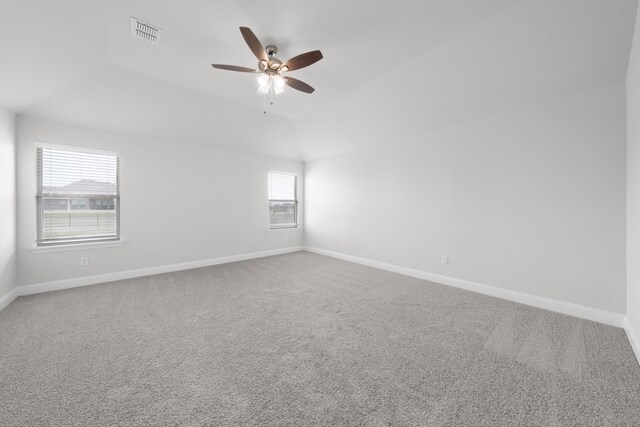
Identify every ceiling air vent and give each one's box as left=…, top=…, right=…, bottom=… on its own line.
left=130, top=17, right=161, bottom=45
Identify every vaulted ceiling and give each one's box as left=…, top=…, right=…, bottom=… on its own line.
left=0, top=0, right=637, bottom=160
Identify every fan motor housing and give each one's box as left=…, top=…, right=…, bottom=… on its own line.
left=260, top=45, right=283, bottom=73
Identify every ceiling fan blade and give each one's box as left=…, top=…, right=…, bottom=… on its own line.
left=283, top=76, right=315, bottom=94
left=211, top=64, right=258, bottom=73
left=282, top=50, right=323, bottom=72
left=239, top=27, right=268, bottom=62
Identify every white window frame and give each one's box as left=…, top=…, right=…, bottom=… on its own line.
left=268, top=171, right=298, bottom=230
left=36, top=143, right=121, bottom=247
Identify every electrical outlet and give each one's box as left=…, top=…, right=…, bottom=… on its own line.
left=80, top=256, right=89, bottom=266
left=441, top=255, right=448, bottom=265
left=284, top=235, right=289, bottom=242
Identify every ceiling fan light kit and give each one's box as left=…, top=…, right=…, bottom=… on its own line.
left=212, top=26, right=323, bottom=114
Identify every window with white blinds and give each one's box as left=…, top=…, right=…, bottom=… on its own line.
left=268, top=173, right=297, bottom=229
left=36, top=145, right=120, bottom=246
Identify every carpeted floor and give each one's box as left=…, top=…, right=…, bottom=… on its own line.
left=0, top=251, right=639, bottom=426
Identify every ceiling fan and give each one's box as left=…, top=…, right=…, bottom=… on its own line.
left=212, top=27, right=323, bottom=111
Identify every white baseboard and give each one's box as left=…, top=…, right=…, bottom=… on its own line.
left=624, top=317, right=640, bottom=367
left=304, top=246, right=625, bottom=328
left=16, top=246, right=304, bottom=298
left=2, top=245, right=628, bottom=333
left=0, top=288, right=18, bottom=312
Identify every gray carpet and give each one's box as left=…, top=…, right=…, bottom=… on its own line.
left=0, top=252, right=639, bottom=426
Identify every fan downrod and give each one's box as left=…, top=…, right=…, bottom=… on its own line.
left=265, top=45, right=278, bottom=57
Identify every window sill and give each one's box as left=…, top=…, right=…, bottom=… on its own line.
left=32, top=240, right=125, bottom=254
left=268, top=226, right=302, bottom=233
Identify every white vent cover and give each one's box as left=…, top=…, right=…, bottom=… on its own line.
left=130, top=17, right=161, bottom=45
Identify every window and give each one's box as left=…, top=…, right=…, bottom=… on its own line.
left=36, top=145, right=120, bottom=246
left=268, top=173, right=297, bottom=229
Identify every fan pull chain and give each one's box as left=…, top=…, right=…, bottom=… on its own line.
left=270, top=76, right=275, bottom=106
left=262, top=76, right=277, bottom=114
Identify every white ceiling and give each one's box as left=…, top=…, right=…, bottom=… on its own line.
left=295, top=0, right=640, bottom=159
left=0, top=0, right=637, bottom=160
left=0, top=0, right=110, bottom=112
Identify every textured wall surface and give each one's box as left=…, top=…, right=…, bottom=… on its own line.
left=16, top=117, right=303, bottom=286
left=0, top=104, right=16, bottom=298
left=305, top=84, right=627, bottom=313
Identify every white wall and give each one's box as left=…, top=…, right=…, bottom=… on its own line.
left=16, top=117, right=303, bottom=286
left=627, top=3, right=640, bottom=353
left=304, top=83, right=627, bottom=314
left=0, top=104, right=17, bottom=299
